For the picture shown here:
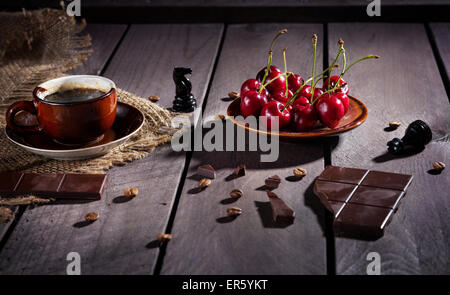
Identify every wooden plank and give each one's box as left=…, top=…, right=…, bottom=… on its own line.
left=327, top=23, right=450, bottom=274
left=430, top=23, right=450, bottom=87
left=0, top=24, right=223, bottom=274
left=0, top=24, right=125, bottom=245
left=161, top=24, right=327, bottom=275
left=70, top=24, right=127, bottom=75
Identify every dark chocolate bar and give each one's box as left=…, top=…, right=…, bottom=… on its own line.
left=266, top=190, right=295, bottom=225
left=314, top=166, right=413, bottom=238
left=0, top=172, right=107, bottom=200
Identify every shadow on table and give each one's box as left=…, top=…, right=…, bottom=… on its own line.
left=372, top=145, right=425, bottom=163
left=254, top=201, right=291, bottom=229
left=303, top=180, right=326, bottom=236
left=165, top=124, right=340, bottom=170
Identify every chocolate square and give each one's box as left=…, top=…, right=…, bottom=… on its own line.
left=317, top=166, right=368, bottom=184
left=361, top=170, right=413, bottom=191
left=348, top=186, right=404, bottom=210
left=328, top=201, right=346, bottom=218
left=16, top=173, right=64, bottom=194
left=0, top=172, right=23, bottom=193
left=334, top=203, right=394, bottom=238
left=314, top=180, right=357, bottom=203
left=58, top=174, right=107, bottom=199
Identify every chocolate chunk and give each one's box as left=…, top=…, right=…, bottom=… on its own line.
left=196, top=164, right=216, bottom=179
left=334, top=203, right=394, bottom=239
left=313, top=166, right=413, bottom=238
left=0, top=172, right=107, bottom=200
left=265, top=175, right=281, bottom=189
left=266, top=190, right=295, bottom=225
left=232, top=164, right=246, bottom=177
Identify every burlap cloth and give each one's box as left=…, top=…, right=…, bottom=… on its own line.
left=0, top=8, right=177, bottom=174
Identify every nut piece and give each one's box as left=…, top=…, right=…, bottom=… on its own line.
left=433, top=161, right=445, bottom=172
left=198, top=178, right=211, bottom=188
left=293, top=168, right=307, bottom=178
left=230, top=189, right=243, bottom=199
left=124, top=187, right=139, bottom=198
left=0, top=207, right=13, bottom=223
left=228, top=91, right=239, bottom=99
left=389, top=121, right=401, bottom=128
left=232, top=164, right=246, bottom=176
left=216, top=114, right=225, bottom=121
left=157, top=233, right=172, bottom=243
left=265, top=175, right=281, bottom=189
left=85, top=212, right=99, bottom=222
left=226, top=206, right=242, bottom=216
left=197, top=164, right=216, bottom=179
left=148, top=95, right=160, bottom=102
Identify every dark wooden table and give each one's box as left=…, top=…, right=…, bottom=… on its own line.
left=0, top=21, right=449, bottom=275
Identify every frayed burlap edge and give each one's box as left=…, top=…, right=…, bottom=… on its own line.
left=0, top=8, right=93, bottom=106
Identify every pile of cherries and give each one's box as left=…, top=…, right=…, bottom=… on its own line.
left=239, top=30, right=378, bottom=131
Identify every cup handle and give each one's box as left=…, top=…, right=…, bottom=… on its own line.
left=5, top=101, right=41, bottom=133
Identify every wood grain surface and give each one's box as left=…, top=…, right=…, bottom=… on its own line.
left=327, top=23, right=450, bottom=274
left=430, top=23, right=450, bottom=89
left=0, top=24, right=223, bottom=274
left=161, top=24, right=328, bottom=275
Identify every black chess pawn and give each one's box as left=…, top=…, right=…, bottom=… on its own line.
left=387, top=120, right=432, bottom=155
left=172, top=67, right=196, bottom=112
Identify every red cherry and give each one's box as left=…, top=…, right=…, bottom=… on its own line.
left=299, top=85, right=323, bottom=100
left=256, top=65, right=286, bottom=94
left=240, top=79, right=268, bottom=98
left=292, top=105, right=318, bottom=131
left=334, top=92, right=349, bottom=113
left=292, top=96, right=311, bottom=109
left=256, top=65, right=281, bottom=81
left=287, top=74, right=304, bottom=92
left=269, top=89, right=293, bottom=103
left=240, top=90, right=269, bottom=118
left=323, top=75, right=349, bottom=94
left=260, top=100, right=291, bottom=130
left=315, top=94, right=345, bottom=128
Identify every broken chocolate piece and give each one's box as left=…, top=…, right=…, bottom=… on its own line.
left=265, top=175, right=281, bottom=189
left=232, top=164, right=246, bottom=177
left=196, top=164, right=216, bottom=179
left=266, top=190, right=295, bottom=225
left=0, top=172, right=107, bottom=200
left=313, top=166, right=413, bottom=238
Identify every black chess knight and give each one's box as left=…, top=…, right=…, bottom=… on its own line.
left=172, top=67, right=196, bottom=112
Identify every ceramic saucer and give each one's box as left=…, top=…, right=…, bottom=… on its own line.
left=5, top=102, right=145, bottom=160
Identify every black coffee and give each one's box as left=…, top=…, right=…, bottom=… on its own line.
left=44, top=88, right=106, bottom=103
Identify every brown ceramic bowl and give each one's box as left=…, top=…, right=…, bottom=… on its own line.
left=226, top=95, right=368, bottom=141
left=6, top=75, right=117, bottom=144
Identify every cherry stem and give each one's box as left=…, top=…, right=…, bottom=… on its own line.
left=270, top=29, right=288, bottom=51
left=310, top=34, right=318, bottom=103
left=281, top=63, right=340, bottom=112
left=259, top=73, right=290, bottom=94
left=311, top=54, right=379, bottom=105
left=259, top=51, right=273, bottom=89
left=259, top=29, right=288, bottom=90
left=328, top=46, right=343, bottom=90
left=342, top=55, right=379, bottom=75
left=282, top=48, right=288, bottom=97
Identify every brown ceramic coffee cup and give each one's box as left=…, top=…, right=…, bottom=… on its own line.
left=6, top=75, right=117, bottom=144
